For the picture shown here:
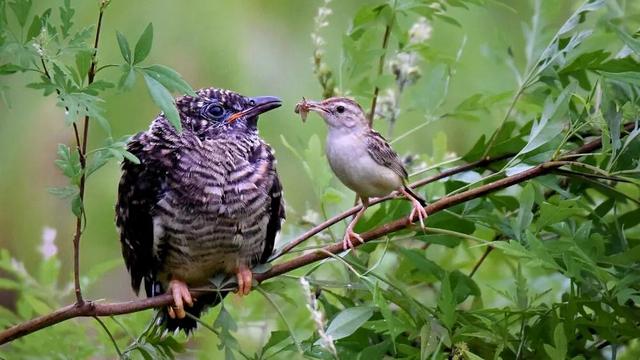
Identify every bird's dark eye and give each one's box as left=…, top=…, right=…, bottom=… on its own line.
left=336, top=105, right=345, bottom=113
left=203, top=104, right=225, bottom=119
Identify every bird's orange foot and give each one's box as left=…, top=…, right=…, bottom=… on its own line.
left=236, top=266, right=253, bottom=296
left=167, top=279, right=193, bottom=319
left=343, top=228, right=365, bottom=251
left=409, top=198, right=428, bottom=229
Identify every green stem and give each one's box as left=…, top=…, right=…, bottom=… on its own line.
left=183, top=313, right=252, bottom=360
left=412, top=226, right=490, bottom=244
left=367, top=0, right=396, bottom=125
left=93, top=316, right=123, bottom=359
left=255, top=286, right=303, bottom=354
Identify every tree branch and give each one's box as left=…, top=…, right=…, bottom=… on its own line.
left=272, top=153, right=512, bottom=260
left=2, top=124, right=633, bottom=345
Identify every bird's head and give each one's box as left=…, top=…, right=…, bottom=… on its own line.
left=295, top=97, right=368, bottom=130
left=174, top=88, right=281, bottom=137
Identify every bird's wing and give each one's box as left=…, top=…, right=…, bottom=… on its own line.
left=260, top=173, right=285, bottom=263
left=115, top=132, right=167, bottom=295
left=365, top=130, right=408, bottom=180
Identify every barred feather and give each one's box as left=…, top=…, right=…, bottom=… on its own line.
left=115, top=88, right=284, bottom=333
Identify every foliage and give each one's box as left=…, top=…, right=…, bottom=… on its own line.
left=1, top=0, right=639, bottom=359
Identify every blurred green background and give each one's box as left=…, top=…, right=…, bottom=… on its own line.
left=0, top=0, right=606, bottom=356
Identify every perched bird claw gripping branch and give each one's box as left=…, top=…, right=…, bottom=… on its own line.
left=295, top=97, right=427, bottom=251
left=116, top=88, right=284, bottom=333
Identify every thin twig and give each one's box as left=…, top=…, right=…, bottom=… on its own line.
left=70, top=2, right=106, bottom=305
left=368, top=9, right=395, bottom=125
left=0, top=123, right=633, bottom=345
left=469, top=247, right=493, bottom=278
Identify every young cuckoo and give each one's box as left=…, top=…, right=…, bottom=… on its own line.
left=116, top=88, right=284, bottom=333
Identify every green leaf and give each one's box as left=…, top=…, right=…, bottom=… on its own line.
left=449, top=270, right=480, bottom=304
left=69, top=25, right=94, bottom=47
left=116, top=31, right=132, bottom=64
left=133, top=23, right=153, bottom=64
left=141, top=64, right=194, bottom=95
left=74, top=53, right=92, bottom=84
left=118, top=66, right=137, bottom=91
left=22, top=294, right=51, bottom=315
left=544, top=324, right=567, bottom=360
left=0, top=278, right=18, bottom=290
left=518, top=83, right=576, bottom=157
left=323, top=306, right=374, bottom=342
left=614, top=27, right=640, bottom=56
left=261, top=330, right=290, bottom=354
left=536, top=200, right=583, bottom=231
left=437, top=274, right=456, bottom=330
left=59, top=0, right=73, bottom=38
left=48, top=185, right=78, bottom=199
left=514, top=263, right=528, bottom=309
left=71, top=193, right=83, bottom=217
left=123, top=150, right=140, bottom=164
left=143, top=72, right=182, bottom=131
left=214, top=305, right=237, bottom=332
left=0, top=64, right=22, bottom=74
left=26, top=13, right=41, bottom=41
left=38, top=257, right=60, bottom=287
left=8, top=0, right=32, bottom=27
left=514, top=184, right=535, bottom=239
left=398, top=247, right=445, bottom=279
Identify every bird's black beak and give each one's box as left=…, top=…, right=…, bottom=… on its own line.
left=227, top=96, right=282, bottom=123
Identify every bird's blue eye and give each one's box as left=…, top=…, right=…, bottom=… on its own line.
left=202, top=104, right=225, bottom=120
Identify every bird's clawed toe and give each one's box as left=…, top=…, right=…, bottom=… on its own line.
left=236, top=266, right=253, bottom=296
left=343, top=229, right=365, bottom=251
left=409, top=198, right=428, bottom=229
left=168, top=279, right=193, bottom=319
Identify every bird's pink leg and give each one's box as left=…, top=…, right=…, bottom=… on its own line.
left=399, top=188, right=428, bottom=229
left=236, top=265, right=253, bottom=296
left=343, top=198, right=369, bottom=251
left=167, top=278, right=193, bottom=319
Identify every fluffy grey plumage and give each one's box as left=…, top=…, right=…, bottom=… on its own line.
left=115, top=88, right=284, bottom=333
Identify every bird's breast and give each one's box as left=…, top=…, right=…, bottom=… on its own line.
left=153, top=138, right=273, bottom=286
left=326, top=131, right=402, bottom=198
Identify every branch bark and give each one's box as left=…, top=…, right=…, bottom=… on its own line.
left=2, top=123, right=634, bottom=345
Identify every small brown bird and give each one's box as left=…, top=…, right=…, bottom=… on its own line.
left=295, top=97, right=427, bottom=250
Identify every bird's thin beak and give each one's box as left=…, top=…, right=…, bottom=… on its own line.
left=303, top=100, right=327, bottom=113
left=227, top=96, right=282, bottom=123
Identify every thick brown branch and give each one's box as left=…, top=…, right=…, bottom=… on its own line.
left=0, top=123, right=633, bottom=345
left=273, top=153, right=512, bottom=259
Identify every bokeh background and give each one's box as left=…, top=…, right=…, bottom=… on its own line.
left=0, top=0, right=619, bottom=357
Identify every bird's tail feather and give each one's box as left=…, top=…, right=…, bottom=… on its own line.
left=403, top=185, right=427, bottom=206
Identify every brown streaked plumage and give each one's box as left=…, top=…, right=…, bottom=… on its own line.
left=116, top=88, right=284, bottom=333
left=295, top=97, right=427, bottom=250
